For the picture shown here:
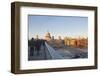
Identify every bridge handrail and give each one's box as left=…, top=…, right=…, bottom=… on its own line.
left=45, top=42, right=63, bottom=59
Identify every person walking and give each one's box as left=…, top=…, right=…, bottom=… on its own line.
left=30, top=38, right=35, bottom=56
left=35, top=39, right=41, bottom=55
left=42, top=40, right=45, bottom=51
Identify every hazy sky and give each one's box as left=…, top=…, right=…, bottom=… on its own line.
left=28, top=15, right=88, bottom=39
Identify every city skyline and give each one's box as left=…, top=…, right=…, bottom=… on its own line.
left=28, top=15, right=88, bottom=39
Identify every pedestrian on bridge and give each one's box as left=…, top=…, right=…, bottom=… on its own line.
left=30, top=38, right=35, bottom=56
left=35, top=39, right=41, bottom=55
left=42, top=40, right=45, bottom=51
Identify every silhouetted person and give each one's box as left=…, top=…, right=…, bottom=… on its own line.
left=35, top=39, right=41, bottom=55
left=42, top=40, right=45, bottom=51
left=30, top=38, right=35, bottom=56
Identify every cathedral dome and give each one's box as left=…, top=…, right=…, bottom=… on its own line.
left=45, top=32, right=51, bottom=37
left=45, top=31, right=51, bottom=41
